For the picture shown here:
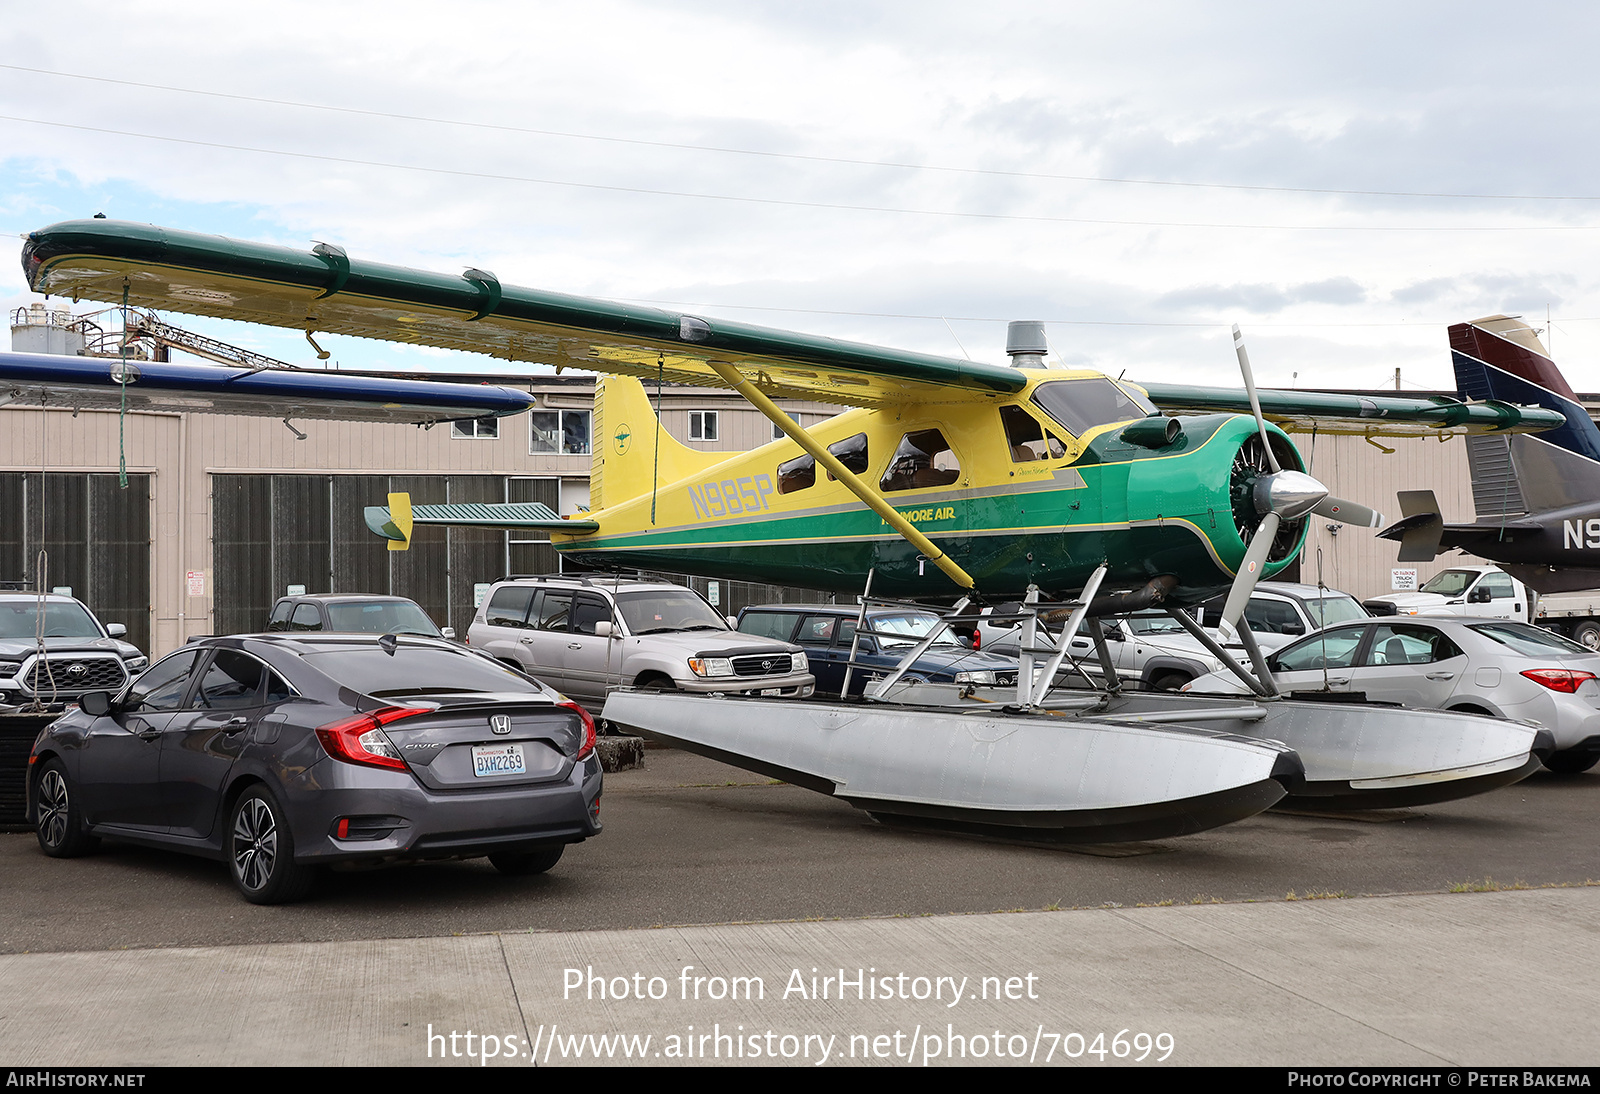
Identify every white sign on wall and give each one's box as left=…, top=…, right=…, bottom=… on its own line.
left=707, top=581, right=720, bottom=606
left=1391, top=568, right=1418, bottom=591
left=186, top=571, right=205, bottom=598
left=474, top=582, right=491, bottom=608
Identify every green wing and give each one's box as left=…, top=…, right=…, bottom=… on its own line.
left=1139, top=382, right=1566, bottom=437
left=23, top=219, right=1025, bottom=409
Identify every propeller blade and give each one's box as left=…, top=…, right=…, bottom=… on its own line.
left=1232, top=324, right=1281, bottom=474
left=1219, top=511, right=1280, bottom=632
left=1311, top=496, right=1384, bottom=528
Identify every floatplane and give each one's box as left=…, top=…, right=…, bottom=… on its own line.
left=12, top=219, right=1566, bottom=841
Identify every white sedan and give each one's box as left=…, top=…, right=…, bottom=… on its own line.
left=1183, top=618, right=1600, bottom=774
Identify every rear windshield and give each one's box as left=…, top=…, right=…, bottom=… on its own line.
left=1469, top=622, right=1590, bottom=657
left=300, top=647, right=542, bottom=697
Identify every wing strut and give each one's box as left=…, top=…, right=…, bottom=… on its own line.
left=706, top=361, right=976, bottom=591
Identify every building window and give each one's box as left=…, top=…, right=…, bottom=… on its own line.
left=530, top=410, right=592, bottom=455
left=689, top=411, right=719, bottom=441
left=452, top=416, right=499, bottom=439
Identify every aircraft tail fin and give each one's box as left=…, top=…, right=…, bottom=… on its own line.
left=1450, top=315, right=1600, bottom=518
left=590, top=375, right=727, bottom=511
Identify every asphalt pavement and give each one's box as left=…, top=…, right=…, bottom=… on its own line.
left=2, top=750, right=1598, bottom=1066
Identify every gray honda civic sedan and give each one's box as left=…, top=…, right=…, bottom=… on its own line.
left=27, top=633, right=602, bottom=903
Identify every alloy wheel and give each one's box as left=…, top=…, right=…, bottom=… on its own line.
left=232, top=797, right=278, bottom=892
left=37, top=769, right=68, bottom=850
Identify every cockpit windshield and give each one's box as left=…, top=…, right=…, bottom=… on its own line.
left=1031, top=378, right=1158, bottom=438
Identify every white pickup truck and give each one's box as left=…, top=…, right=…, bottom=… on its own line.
left=1363, top=563, right=1600, bottom=650
left=1363, top=566, right=1534, bottom=623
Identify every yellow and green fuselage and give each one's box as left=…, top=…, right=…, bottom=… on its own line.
left=560, top=372, right=1303, bottom=603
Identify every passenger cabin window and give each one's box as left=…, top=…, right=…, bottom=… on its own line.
left=484, top=586, right=536, bottom=628
left=569, top=594, right=614, bottom=636
left=289, top=604, right=322, bottom=632
left=125, top=649, right=202, bottom=713
left=778, top=453, right=815, bottom=494
left=196, top=650, right=267, bottom=710
left=1000, top=405, right=1067, bottom=462
left=828, top=433, right=869, bottom=472
left=266, top=601, right=292, bottom=631
left=533, top=592, right=573, bottom=632
left=1030, top=378, right=1158, bottom=438
left=880, top=430, right=960, bottom=492
left=1366, top=626, right=1461, bottom=666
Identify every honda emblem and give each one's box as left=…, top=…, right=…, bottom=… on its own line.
left=490, top=714, right=512, bottom=735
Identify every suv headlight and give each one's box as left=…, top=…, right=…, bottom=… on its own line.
left=791, top=653, right=808, bottom=673
left=954, top=670, right=997, bottom=685
left=123, top=655, right=148, bottom=671
left=688, top=657, right=735, bottom=678
left=0, top=660, right=21, bottom=679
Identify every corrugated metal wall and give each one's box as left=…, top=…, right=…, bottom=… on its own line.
left=211, top=473, right=567, bottom=635
left=0, top=472, right=152, bottom=652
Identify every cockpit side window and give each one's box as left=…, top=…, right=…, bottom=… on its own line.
left=1030, top=378, right=1158, bottom=438
left=1000, top=405, right=1067, bottom=462
left=880, top=430, right=960, bottom=492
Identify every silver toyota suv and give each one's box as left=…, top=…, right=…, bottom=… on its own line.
left=0, top=591, right=149, bottom=712
left=466, top=575, right=814, bottom=714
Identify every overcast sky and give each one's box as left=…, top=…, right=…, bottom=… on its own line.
left=3, top=0, right=1599, bottom=390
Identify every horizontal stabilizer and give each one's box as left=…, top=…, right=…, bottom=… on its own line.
left=363, top=500, right=599, bottom=541
left=1385, top=488, right=1444, bottom=562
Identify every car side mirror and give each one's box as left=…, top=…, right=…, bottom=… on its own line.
left=594, top=620, right=616, bottom=638
left=1469, top=587, right=1491, bottom=603
left=726, top=616, right=738, bottom=628
left=105, top=623, right=127, bottom=638
left=1281, top=623, right=1304, bottom=635
left=79, top=691, right=114, bottom=717
left=440, top=627, right=456, bottom=640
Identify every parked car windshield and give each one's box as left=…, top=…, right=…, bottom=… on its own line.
left=614, top=590, right=729, bottom=634
left=0, top=600, right=102, bottom=639
left=1469, top=622, right=1590, bottom=657
left=871, top=612, right=964, bottom=649
left=324, top=600, right=441, bottom=636
left=1123, top=613, right=1188, bottom=636
left=300, top=646, right=541, bottom=696
left=1302, top=594, right=1368, bottom=628
left=1418, top=570, right=1478, bottom=597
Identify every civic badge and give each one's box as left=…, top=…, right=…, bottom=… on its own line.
left=490, top=714, right=512, bottom=735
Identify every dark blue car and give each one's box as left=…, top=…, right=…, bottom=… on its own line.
left=737, top=604, right=1020, bottom=697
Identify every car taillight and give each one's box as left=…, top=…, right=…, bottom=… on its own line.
left=971, top=631, right=980, bottom=650
left=1520, top=669, right=1598, bottom=694
left=315, top=705, right=432, bottom=771
left=560, top=701, right=597, bottom=761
